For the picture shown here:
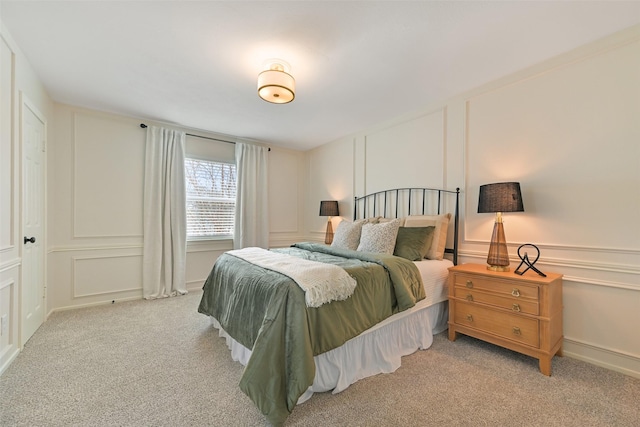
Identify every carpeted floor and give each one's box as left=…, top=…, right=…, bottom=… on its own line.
left=1, top=291, right=638, bottom=426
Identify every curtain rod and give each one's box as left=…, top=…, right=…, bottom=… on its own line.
left=140, top=123, right=270, bottom=151
left=140, top=123, right=234, bottom=144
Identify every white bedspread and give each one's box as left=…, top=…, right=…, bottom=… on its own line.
left=226, top=247, right=357, bottom=307
left=413, top=258, right=452, bottom=306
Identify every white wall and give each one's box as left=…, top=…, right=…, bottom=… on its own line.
left=305, top=25, right=640, bottom=378
left=0, top=23, right=53, bottom=374
left=48, top=104, right=306, bottom=312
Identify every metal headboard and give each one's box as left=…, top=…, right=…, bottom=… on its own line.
left=353, top=187, right=460, bottom=265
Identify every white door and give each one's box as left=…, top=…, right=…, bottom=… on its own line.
left=22, top=100, right=45, bottom=344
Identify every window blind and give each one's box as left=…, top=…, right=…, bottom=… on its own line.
left=185, top=158, right=237, bottom=238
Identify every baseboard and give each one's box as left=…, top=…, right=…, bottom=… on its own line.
left=187, top=281, right=204, bottom=292
left=0, top=345, right=20, bottom=377
left=563, top=337, right=640, bottom=379
left=50, top=295, right=143, bottom=314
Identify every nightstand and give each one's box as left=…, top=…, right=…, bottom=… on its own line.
left=447, top=263, right=563, bottom=376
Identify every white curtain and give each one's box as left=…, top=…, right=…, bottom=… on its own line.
left=142, top=126, right=187, bottom=299
left=234, top=143, right=269, bottom=249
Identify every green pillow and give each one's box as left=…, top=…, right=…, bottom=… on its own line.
left=393, top=226, right=435, bottom=261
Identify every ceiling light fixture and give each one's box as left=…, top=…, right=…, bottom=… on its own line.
left=257, top=60, right=295, bottom=104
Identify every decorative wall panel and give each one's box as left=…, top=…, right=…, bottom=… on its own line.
left=465, top=40, right=640, bottom=253
left=72, top=254, right=142, bottom=298
left=364, top=110, right=445, bottom=194
left=73, top=113, right=144, bottom=238
left=0, top=36, right=15, bottom=252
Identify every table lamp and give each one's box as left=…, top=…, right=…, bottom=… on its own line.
left=319, top=200, right=339, bottom=244
left=478, top=182, right=524, bottom=271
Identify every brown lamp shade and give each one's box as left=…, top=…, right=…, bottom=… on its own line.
left=478, top=182, right=524, bottom=272
left=319, top=200, right=339, bottom=217
left=319, top=201, right=339, bottom=244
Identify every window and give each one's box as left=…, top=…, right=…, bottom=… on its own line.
left=185, top=158, right=237, bottom=239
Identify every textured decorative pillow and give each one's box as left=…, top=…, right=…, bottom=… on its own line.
left=393, top=226, right=435, bottom=261
left=331, top=220, right=363, bottom=251
left=403, top=214, right=451, bottom=260
left=356, top=219, right=401, bottom=254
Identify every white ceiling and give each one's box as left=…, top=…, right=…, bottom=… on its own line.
left=2, top=1, right=639, bottom=151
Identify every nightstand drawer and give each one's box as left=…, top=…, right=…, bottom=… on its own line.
left=454, top=273, right=539, bottom=301
left=453, top=287, right=539, bottom=315
left=454, top=301, right=540, bottom=348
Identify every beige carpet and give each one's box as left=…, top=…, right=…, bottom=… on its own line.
left=1, top=291, right=638, bottom=426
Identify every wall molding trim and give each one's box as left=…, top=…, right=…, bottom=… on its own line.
left=563, top=276, right=640, bottom=292
left=563, top=337, right=640, bottom=380
left=463, top=238, right=640, bottom=257
left=187, top=279, right=205, bottom=292
left=49, top=241, right=234, bottom=253
left=461, top=25, right=640, bottom=109
left=459, top=250, right=639, bottom=291
left=47, top=295, right=142, bottom=316
left=0, top=258, right=20, bottom=273
left=460, top=249, right=639, bottom=276
left=49, top=244, right=143, bottom=253
left=0, top=245, right=15, bottom=254
left=0, top=278, right=15, bottom=291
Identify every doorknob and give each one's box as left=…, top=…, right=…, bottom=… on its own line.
left=24, top=236, right=36, bottom=244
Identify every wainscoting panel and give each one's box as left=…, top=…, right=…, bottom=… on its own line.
left=72, top=254, right=142, bottom=298
left=185, top=249, right=224, bottom=290
left=0, top=266, right=19, bottom=376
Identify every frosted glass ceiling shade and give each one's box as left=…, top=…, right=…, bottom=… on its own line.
left=257, top=62, right=295, bottom=104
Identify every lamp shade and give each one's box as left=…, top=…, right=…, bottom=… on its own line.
left=478, top=182, right=524, bottom=213
left=319, top=200, right=339, bottom=217
left=257, top=62, right=295, bottom=104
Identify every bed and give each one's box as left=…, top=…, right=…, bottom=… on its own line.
left=198, top=187, right=460, bottom=426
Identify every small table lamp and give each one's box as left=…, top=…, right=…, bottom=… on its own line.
left=319, top=200, right=339, bottom=244
left=478, top=182, right=524, bottom=271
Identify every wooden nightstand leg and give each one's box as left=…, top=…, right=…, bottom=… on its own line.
left=556, top=346, right=564, bottom=357
left=448, top=327, right=458, bottom=341
left=539, top=357, right=552, bottom=376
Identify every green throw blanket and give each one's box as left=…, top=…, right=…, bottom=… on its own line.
left=198, top=242, right=425, bottom=426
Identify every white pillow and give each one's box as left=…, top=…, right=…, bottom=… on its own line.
left=403, top=214, right=451, bottom=260
left=356, top=219, right=401, bottom=254
left=331, top=220, right=363, bottom=251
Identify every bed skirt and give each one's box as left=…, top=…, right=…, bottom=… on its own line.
left=209, top=298, right=448, bottom=404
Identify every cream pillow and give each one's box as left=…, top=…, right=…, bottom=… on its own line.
left=331, top=220, right=363, bottom=251
left=403, top=214, right=451, bottom=260
left=356, top=218, right=401, bottom=254
left=376, top=217, right=405, bottom=225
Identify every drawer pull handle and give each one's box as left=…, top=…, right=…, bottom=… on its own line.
left=512, top=327, right=521, bottom=335
left=466, top=294, right=474, bottom=302
left=466, top=280, right=473, bottom=288
left=511, top=289, right=521, bottom=297
left=512, top=304, right=521, bottom=312
left=466, top=314, right=474, bottom=322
